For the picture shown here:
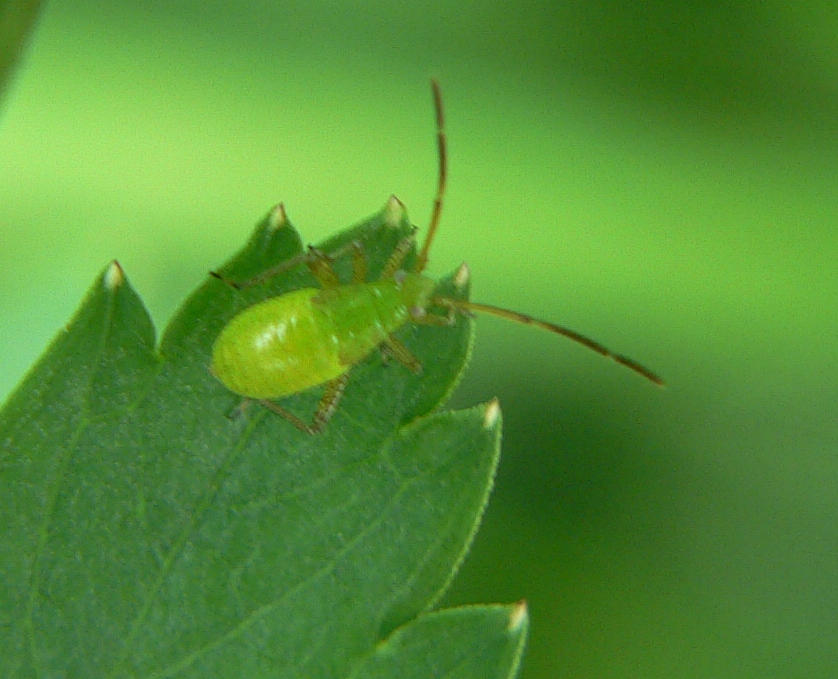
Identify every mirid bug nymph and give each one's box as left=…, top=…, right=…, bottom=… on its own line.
left=210, top=81, right=663, bottom=433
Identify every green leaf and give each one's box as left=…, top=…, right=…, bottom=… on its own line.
left=351, top=603, right=528, bottom=678
left=0, top=199, right=525, bottom=678
left=0, top=1, right=45, bottom=112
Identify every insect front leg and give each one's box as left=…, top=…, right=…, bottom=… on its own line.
left=209, top=250, right=313, bottom=289
left=306, top=240, right=368, bottom=287
left=305, top=246, right=341, bottom=288
left=379, top=229, right=418, bottom=279
left=258, top=372, right=350, bottom=435
left=210, top=240, right=365, bottom=290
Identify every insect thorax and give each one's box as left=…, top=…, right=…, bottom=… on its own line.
left=393, top=271, right=436, bottom=314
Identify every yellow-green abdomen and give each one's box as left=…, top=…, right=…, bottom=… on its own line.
left=210, top=282, right=414, bottom=399
left=211, top=288, right=347, bottom=399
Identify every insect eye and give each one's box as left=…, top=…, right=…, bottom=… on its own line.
left=393, top=270, right=407, bottom=285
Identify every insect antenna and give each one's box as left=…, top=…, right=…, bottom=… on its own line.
left=414, top=78, right=447, bottom=274
left=433, top=297, right=665, bottom=386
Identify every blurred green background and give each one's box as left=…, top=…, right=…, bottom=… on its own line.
left=2, top=1, right=836, bottom=677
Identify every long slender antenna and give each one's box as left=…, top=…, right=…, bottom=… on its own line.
left=435, top=298, right=665, bottom=386
left=415, top=79, right=447, bottom=273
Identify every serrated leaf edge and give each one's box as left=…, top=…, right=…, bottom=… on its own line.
left=348, top=601, right=529, bottom=679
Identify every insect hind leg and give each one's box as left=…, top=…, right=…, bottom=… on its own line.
left=258, top=372, right=350, bottom=434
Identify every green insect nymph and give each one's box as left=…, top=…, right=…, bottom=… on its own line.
left=210, top=81, right=663, bottom=434
left=211, top=275, right=435, bottom=400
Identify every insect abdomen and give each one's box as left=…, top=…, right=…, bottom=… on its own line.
left=211, top=288, right=345, bottom=399
left=210, top=282, right=410, bottom=399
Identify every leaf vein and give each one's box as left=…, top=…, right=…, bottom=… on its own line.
left=142, top=447, right=434, bottom=678
left=106, top=411, right=266, bottom=678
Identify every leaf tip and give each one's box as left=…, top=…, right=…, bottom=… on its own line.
left=454, top=261, right=470, bottom=290
left=267, top=202, right=289, bottom=231
left=104, top=260, right=124, bottom=290
left=384, top=194, right=406, bottom=227
left=508, top=599, right=528, bottom=632
left=483, top=397, right=501, bottom=430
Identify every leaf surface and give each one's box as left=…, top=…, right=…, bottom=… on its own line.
left=0, top=200, right=524, bottom=678
left=352, top=603, right=528, bottom=679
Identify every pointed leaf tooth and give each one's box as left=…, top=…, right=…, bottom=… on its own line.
left=384, top=194, right=406, bottom=228
left=483, top=397, right=501, bottom=430
left=507, top=599, right=528, bottom=632
left=104, top=260, right=124, bottom=291
left=267, top=202, right=288, bottom=231
left=454, top=261, right=471, bottom=290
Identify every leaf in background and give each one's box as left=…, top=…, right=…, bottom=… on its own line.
left=351, top=603, right=528, bottom=678
left=0, top=0, right=44, bottom=113
left=0, top=199, right=526, bottom=678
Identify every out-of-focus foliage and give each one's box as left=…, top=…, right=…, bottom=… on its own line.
left=0, top=0, right=44, bottom=110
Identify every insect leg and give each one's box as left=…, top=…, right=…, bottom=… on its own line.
left=310, top=372, right=351, bottom=432
left=350, top=241, right=367, bottom=283
left=258, top=372, right=350, bottom=434
left=381, top=335, right=422, bottom=374
left=380, top=229, right=418, bottom=279
left=256, top=400, right=314, bottom=432
left=310, top=239, right=366, bottom=286
left=305, top=246, right=341, bottom=288
left=210, top=250, right=313, bottom=289
left=210, top=240, right=363, bottom=290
